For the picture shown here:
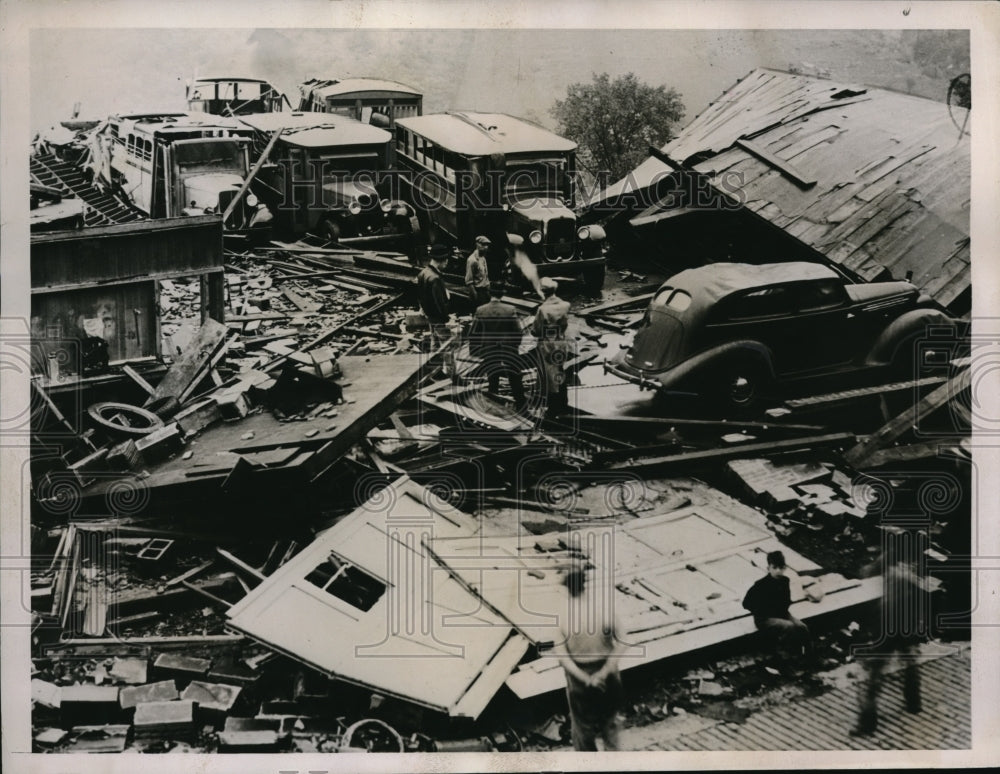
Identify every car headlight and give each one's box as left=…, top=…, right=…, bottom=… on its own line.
left=246, top=194, right=258, bottom=208
left=349, top=201, right=362, bottom=215
left=577, top=226, right=590, bottom=240
left=380, top=200, right=392, bottom=213
left=529, top=230, right=542, bottom=245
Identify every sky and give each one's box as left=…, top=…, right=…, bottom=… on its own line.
left=29, top=28, right=969, bottom=137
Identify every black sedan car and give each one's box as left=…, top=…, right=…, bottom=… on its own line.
left=606, top=262, right=954, bottom=407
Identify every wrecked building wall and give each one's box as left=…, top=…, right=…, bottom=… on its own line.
left=30, top=216, right=226, bottom=373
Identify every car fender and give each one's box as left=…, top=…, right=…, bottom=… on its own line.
left=865, top=308, right=953, bottom=365
left=649, top=340, right=775, bottom=391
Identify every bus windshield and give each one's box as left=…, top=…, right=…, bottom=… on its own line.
left=174, top=140, right=246, bottom=174
left=310, top=150, right=383, bottom=181
left=504, top=157, right=571, bottom=198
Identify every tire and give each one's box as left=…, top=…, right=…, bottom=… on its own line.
left=321, top=218, right=342, bottom=244
left=87, top=401, right=164, bottom=438
left=712, top=358, right=769, bottom=413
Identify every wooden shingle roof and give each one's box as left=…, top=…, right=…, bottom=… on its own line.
left=601, top=69, right=971, bottom=311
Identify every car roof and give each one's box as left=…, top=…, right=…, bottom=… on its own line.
left=657, top=262, right=840, bottom=312
left=396, top=112, right=576, bottom=156
left=236, top=112, right=391, bottom=147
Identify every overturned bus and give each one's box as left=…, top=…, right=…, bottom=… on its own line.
left=393, top=112, right=607, bottom=292
left=237, top=111, right=418, bottom=246
left=298, top=77, right=423, bottom=129
left=87, top=112, right=272, bottom=240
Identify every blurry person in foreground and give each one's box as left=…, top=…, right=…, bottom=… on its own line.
left=852, top=528, right=934, bottom=736
left=556, top=563, right=622, bottom=751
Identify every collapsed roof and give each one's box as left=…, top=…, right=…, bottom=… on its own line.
left=593, top=68, right=971, bottom=312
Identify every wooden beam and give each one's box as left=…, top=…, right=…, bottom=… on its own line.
left=843, top=368, right=971, bottom=468
left=122, top=365, right=157, bottom=397
left=222, top=128, right=284, bottom=224
left=144, top=317, right=228, bottom=406
left=164, top=559, right=215, bottom=588
left=216, top=548, right=268, bottom=585
left=736, top=138, right=817, bottom=189
left=606, top=432, right=856, bottom=473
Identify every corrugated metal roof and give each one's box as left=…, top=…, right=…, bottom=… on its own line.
left=396, top=112, right=576, bottom=156
left=598, top=69, right=971, bottom=311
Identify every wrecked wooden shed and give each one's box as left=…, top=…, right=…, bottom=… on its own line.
left=30, top=216, right=225, bottom=389
left=590, top=68, right=970, bottom=315
left=225, top=476, right=530, bottom=720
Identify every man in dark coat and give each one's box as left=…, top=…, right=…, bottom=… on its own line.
left=469, top=283, right=526, bottom=407
left=532, top=277, right=571, bottom=416
left=851, top=528, right=931, bottom=736
left=416, top=243, right=452, bottom=349
left=742, top=550, right=811, bottom=655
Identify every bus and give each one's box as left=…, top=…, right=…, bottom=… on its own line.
left=298, top=78, right=423, bottom=129
left=393, top=112, right=607, bottom=292
left=237, top=111, right=418, bottom=245
left=87, top=112, right=273, bottom=240
left=187, top=77, right=288, bottom=116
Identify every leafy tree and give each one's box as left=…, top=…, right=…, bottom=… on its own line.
left=552, top=72, right=685, bottom=184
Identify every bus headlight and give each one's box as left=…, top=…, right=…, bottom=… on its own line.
left=349, top=201, right=362, bottom=215
left=529, top=230, right=542, bottom=245
left=246, top=194, right=258, bottom=208
left=577, top=226, right=591, bottom=240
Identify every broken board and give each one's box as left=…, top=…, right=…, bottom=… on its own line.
left=226, top=477, right=530, bottom=719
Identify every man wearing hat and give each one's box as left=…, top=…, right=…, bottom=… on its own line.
left=532, top=277, right=572, bottom=416
left=469, top=283, right=526, bottom=408
left=417, top=243, right=453, bottom=349
left=465, top=235, right=492, bottom=308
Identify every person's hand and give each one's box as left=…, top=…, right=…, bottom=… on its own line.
left=588, top=673, right=606, bottom=689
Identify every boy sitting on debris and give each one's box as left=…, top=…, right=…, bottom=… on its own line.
left=742, top=550, right=812, bottom=660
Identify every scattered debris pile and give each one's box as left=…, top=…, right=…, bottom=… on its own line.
left=28, top=240, right=973, bottom=753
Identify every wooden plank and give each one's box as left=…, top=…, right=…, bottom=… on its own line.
left=784, top=375, right=948, bottom=408
left=449, top=634, right=531, bottom=719
left=736, top=138, right=817, bottom=188
left=122, top=365, right=157, bottom=397
left=145, top=318, right=228, bottom=405
left=606, top=432, right=855, bottom=473
left=281, top=287, right=322, bottom=313
left=844, top=368, right=971, bottom=467
left=580, top=292, right=655, bottom=317
left=164, top=560, right=215, bottom=588
left=82, top=582, right=108, bottom=637
left=862, top=439, right=965, bottom=468
left=216, top=548, right=268, bottom=585
left=181, top=580, right=232, bottom=609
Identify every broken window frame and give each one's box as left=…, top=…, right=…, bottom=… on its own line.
left=302, top=551, right=387, bottom=614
